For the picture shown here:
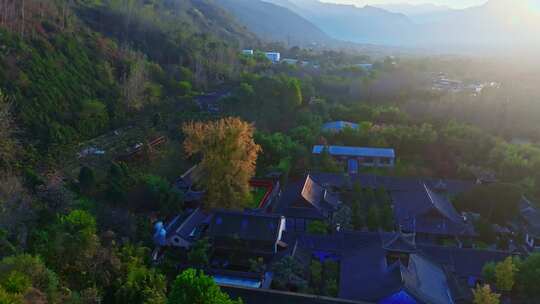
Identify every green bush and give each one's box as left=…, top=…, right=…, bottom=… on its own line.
left=307, top=221, right=329, bottom=235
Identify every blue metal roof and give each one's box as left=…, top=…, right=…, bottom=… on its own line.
left=313, top=145, right=395, bottom=158
left=322, top=121, right=359, bottom=132
left=213, top=275, right=261, bottom=289
left=348, top=159, right=359, bottom=174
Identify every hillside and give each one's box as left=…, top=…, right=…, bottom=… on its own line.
left=216, top=0, right=333, bottom=47
left=0, top=0, right=257, bottom=157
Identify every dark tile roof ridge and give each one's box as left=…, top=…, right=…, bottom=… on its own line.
left=301, top=174, right=324, bottom=211
left=212, top=208, right=284, bottom=219
left=308, top=171, right=474, bottom=187
left=164, top=214, right=182, bottom=232
left=403, top=253, right=454, bottom=304
left=173, top=208, right=202, bottom=233
left=422, top=183, right=463, bottom=223
left=381, top=232, right=418, bottom=253
left=423, top=183, right=437, bottom=208
left=419, top=243, right=517, bottom=255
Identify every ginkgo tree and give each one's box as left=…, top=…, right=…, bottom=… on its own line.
left=183, top=117, right=261, bottom=210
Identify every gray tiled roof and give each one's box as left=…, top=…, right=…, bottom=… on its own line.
left=274, top=175, right=339, bottom=220
left=291, top=231, right=511, bottom=304
left=402, top=254, right=454, bottom=304
left=393, top=184, right=474, bottom=236
left=276, top=173, right=475, bottom=237
left=382, top=232, right=418, bottom=253
left=301, top=175, right=340, bottom=211
left=419, top=245, right=513, bottom=278
left=208, top=209, right=283, bottom=242
left=167, top=208, right=208, bottom=240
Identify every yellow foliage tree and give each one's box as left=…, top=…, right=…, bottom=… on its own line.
left=183, top=117, right=261, bottom=210
left=495, top=256, right=518, bottom=292
left=473, top=284, right=500, bottom=304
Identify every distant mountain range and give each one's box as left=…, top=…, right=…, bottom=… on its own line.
left=262, top=0, right=540, bottom=52
left=373, top=3, right=452, bottom=19
left=265, top=0, right=417, bottom=45
left=215, top=0, right=334, bottom=46
left=217, top=0, right=540, bottom=53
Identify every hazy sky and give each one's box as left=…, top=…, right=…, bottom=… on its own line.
left=321, top=0, right=489, bottom=9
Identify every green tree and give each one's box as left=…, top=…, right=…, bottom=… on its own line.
left=352, top=182, right=363, bottom=199
left=494, top=257, right=518, bottom=292
left=0, top=254, right=60, bottom=302
left=0, top=287, right=22, bottom=304
left=142, top=175, right=184, bottom=216
left=248, top=257, right=265, bottom=273
left=473, top=284, right=500, bottom=304
left=482, top=262, right=496, bottom=285
left=310, top=260, right=322, bottom=292
left=0, top=90, right=18, bottom=171
left=187, top=238, right=211, bottom=268
left=177, top=81, right=192, bottom=96
left=322, top=278, right=338, bottom=297
left=351, top=200, right=363, bottom=230
left=454, top=183, right=522, bottom=224
left=272, top=256, right=307, bottom=292
left=39, top=210, right=100, bottom=290
left=318, top=147, right=342, bottom=173
left=79, top=166, right=96, bottom=194
left=363, top=188, right=376, bottom=206
left=281, top=77, right=302, bottom=111
left=475, top=218, right=496, bottom=244
left=235, top=83, right=255, bottom=102
left=516, top=253, right=540, bottom=299
left=255, top=132, right=298, bottom=170
left=332, top=205, right=352, bottom=230
left=106, top=162, right=135, bottom=203
left=322, top=260, right=339, bottom=297
left=379, top=204, right=394, bottom=232
left=77, top=99, right=110, bottom=138
left=307, top=221, right=329, bottom=235
left=183, top=118, right=261, bottom=210
left=152, top=113, right=163, bottom=127
left=167, top=269, right=242, bottom=304
left=366, top=205, right=380, bottom=231
left=1, top=271, right=31, bottom=294
left=375, top=187, right=390, bottom=204
left=115, top=265, right=167, bottom=304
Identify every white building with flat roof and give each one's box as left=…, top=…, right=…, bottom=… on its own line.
left=265, top=52, right=281, bottom=64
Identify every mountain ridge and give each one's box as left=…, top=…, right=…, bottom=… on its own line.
left=216, top=0, right=333, bottom=46
left=265, top=0, right=540, bottom=52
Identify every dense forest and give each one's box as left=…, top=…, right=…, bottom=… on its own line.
left=1, top=0, right=540, bottom=303
left=0, top=0, right=257, bottom=302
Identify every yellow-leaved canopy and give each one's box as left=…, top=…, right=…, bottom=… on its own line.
left=182, top=117, right=261, bottom=210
